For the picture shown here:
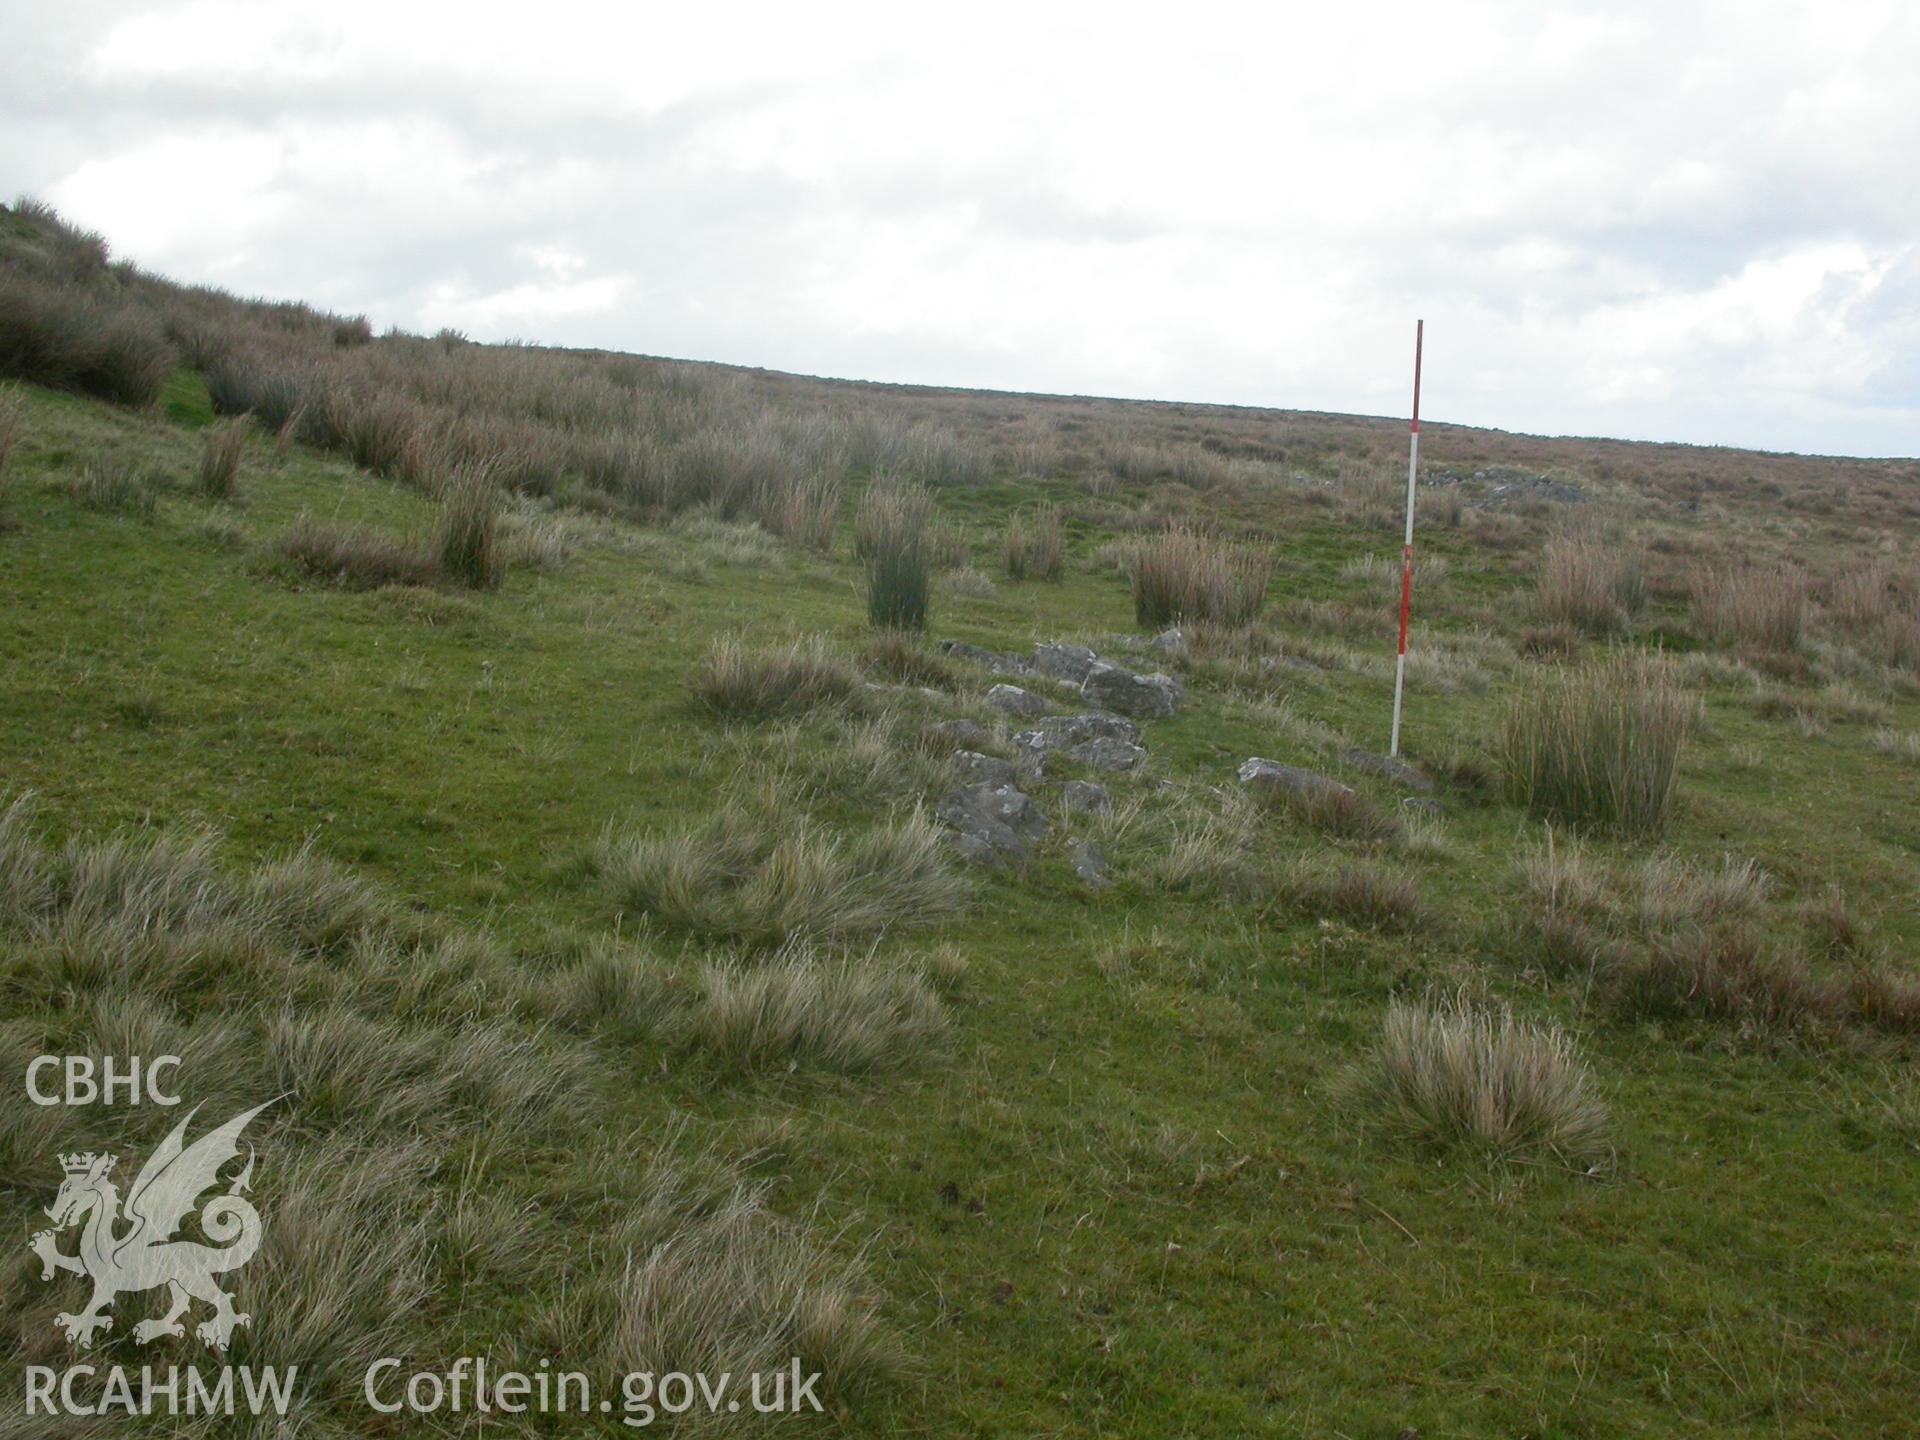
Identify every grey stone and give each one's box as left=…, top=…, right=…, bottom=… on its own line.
left=1069, top=737, right=1147, bottom=773
left=952, top=750, right=1017, bottom=788
left=1080, top=660, right=1180, bottom=719
left=1033, top=711, right=1142, bottom=746
left=1148, top=626, right=1188, bottom=656
left=1069, top=838, right=1111, bottom=890
left=1342, top=746, right=1435, bottom=792
left=935, top=782, right=1050, bottom=862
left=939, top=640, right=1036, bottom=677
left=929, top=718, right=992, bottom=750
left=1060, top=780, right=1111, bottom=814
left=1236, top=756, right=1355, bottom=801
left=984, top=683, right=1049, bottom=718
left=1034, top=642, right=1100, bottom=683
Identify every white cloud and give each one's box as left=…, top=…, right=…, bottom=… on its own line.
left=5, top=0, right=1917, bottom=454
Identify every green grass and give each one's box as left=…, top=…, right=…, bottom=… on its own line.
left=2, top=372, right=1918, bottom=1438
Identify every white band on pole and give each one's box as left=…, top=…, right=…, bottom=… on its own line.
left=1389, top=320, right=1423, bottom=759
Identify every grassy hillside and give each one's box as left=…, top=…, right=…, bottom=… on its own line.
left=3, top=201, right=1920, bottom=1436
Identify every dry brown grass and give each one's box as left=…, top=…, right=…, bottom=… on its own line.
left=1004, top=503, right=1065, bottom=581
left=1693, top=562, right=1810, bottom=651
left=1534, top=528, right=1646, bottom=634
left=274, top=515, right=440, bottom=589
left=592, top=798, right=965, bottom=948
left=1130, top=526, right=1271, bottom=627
left=695, top=636, right=858, bottom=719
left=196, top=415, right=247, bottom=500
left=1345, top=992, right=1612, bottom=1170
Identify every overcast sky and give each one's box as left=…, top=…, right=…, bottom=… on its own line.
left=6, top=1, right=1918, bottom=456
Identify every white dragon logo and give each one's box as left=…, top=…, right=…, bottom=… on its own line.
left=28, top=1102, right=272, bottom=1351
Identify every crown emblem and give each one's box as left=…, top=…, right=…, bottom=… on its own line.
left=58, top=1153, right=111, bottom=1176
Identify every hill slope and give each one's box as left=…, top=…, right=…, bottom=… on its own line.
left=3, top=202, right=1920, bottom=1436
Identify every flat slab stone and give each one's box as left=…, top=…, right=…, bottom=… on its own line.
left=1032, top=711, right=1142, bottom=746
left=1236, top=757, right=1355, bottom=800
left=985, top=683, right=1050, bottom=718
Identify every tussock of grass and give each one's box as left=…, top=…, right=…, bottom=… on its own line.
left=0, top=800, right=896, bottom=1427
left=67, top=464, right=157, bottom=519
left=590, top=1155, right=896, bottom=1394
left=1254, top=780, right=1403, bottom=844
left=1347, top=993, right=1612, bottom=1169
left=275, top=514, right=440, bottom=589
left=196, top=415, right=247, bottom=500
left=1129, top=526, right=1270, bottom=627
left=861, top=630, right=957, bottom=690
left=1534, top=528, right=1645, bottom=634
left=1694, top=562, right=1809, bottom=651
left=593, top=800, right=965, bottom=948
left=0, top=268, right=175, bottom=406
left=857, top=481, right=933, bottom=630
left=1004, top=503, right=1064, bottom=581
left=1282, top=860, right=1427, bottom=931
left=1499, top=655, right=1694, bottom=836
left=756, top=470, right=840, bottom=551
left=434, top=465, right=504, bottom=590
left=1609, top=925, right=1920, bottom=1037
left=692, top=947, right=945, bottom=1074
left=695, top=635, right=858, bottom=718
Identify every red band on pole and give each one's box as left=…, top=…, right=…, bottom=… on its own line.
left=1410, top=318, right=1424, bottom=433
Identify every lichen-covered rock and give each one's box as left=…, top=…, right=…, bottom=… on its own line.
left=935, top=782, right=1050, bottom=862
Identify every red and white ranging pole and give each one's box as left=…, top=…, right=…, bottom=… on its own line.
left=1389, top=319, right=1423, bottom=759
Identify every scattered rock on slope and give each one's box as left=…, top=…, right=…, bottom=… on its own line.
left=1082, top=659, right=1183, bottom=719
left=1341, top=746, right=1434, bottom=792
left=936, top=782, right=1050, bottom=863
left=985, top=683, right=1050, bottom=718
left=1236, top=757, right=1355, bottom=801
